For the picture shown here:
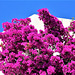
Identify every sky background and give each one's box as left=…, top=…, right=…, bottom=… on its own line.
left=0, top=0, right=75, bottom=32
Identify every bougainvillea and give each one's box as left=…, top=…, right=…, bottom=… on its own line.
left=0, top=8, right=75, bottom=75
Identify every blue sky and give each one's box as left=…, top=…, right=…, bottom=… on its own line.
left=0, top=1, right=75, bottom=32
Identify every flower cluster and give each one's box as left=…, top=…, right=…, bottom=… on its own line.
left=0, top=8, right=75, bottom=75
left=68, top=21, right=75, bottom=33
